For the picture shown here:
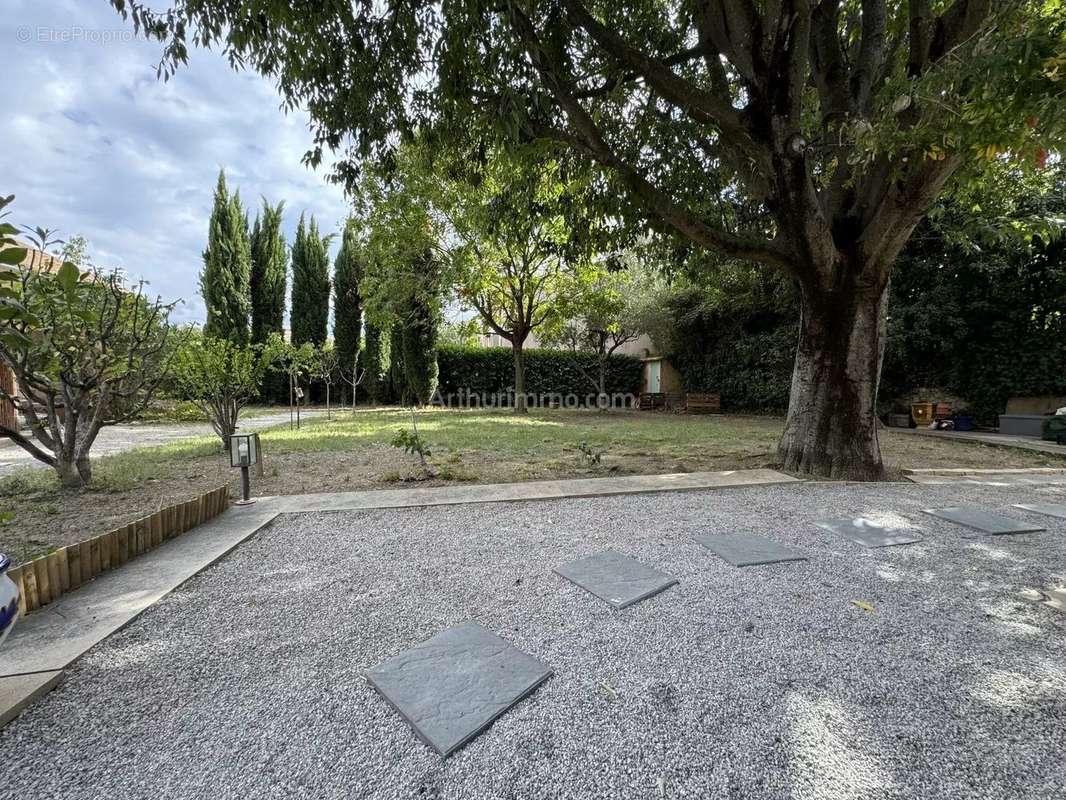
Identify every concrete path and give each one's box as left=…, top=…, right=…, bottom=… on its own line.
left=886, top=425, right=1066, bottom=457
left=904, top=467, right=1066, bottom=486
left=0, top=410, right=319, bottom=477
left=0, top=468, right=800, bottom=724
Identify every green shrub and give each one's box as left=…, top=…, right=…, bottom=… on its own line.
left=435, top=345, right=641, bottom=405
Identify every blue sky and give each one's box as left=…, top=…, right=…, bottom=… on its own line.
left=1, top=0, right=350, bottom=325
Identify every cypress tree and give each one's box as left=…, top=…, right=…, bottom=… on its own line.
left=249, top=199, right=287, bottom=344
left=362, top=322, right=390, bottom=404
left=401, top=291, right=439, bottom=406
left=332, top=218, right=363, bottom=396
left=201, top=170, right=251, bottom=344
left=290, top=213, right=331, bottom=347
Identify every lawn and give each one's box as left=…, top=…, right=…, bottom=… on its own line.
left=2, top=406, right=1063, bottom=563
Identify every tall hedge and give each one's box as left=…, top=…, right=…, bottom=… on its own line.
left=664, top=279, right=797, bottom=412
left=362, top=322, right=390, bottom=404
left=435, top=346, right=641, bottom=404
left=881, top=220, right=1066, bottom=423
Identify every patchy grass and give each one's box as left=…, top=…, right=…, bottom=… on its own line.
left=1, top=406, right=1063, bottom=563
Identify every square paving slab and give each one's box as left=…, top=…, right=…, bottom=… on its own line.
left=814, top=517, right=923, bottom=548
left=1014, top=503, right=1066, bottom=520
left=696, top=532, right=807, bottom=566
left=364, top=622, right=552, bottom=757
left=922, top=507, right=1046, bottom=535
left=554, top=550, right=678, bottom=609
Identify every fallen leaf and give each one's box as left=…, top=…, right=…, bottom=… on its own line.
left=850, top=600, right=875, bottom=612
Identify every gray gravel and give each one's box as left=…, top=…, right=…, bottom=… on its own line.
left=2, top=479, right=1066, bottom=799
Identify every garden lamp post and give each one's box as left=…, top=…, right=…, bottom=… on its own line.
left=229, top=432, right=259, bottom=505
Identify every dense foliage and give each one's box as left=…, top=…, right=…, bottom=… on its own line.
left=883, top=222, right=1066, bottom=423
left=332, top=218, right=364, bottom=396
left=436, top=345, right=641, bottom=405
left=249, top=199, right=287, bottom=344
left=362, top=321, right=390, bottom=404
left=290, top=213, right=332, bottom=347
left=387, top=324, right=407, bottom=403
left=201, top=170, right=251, bottom=345
left=170, top=331, right=280, bottom=446
left=660, top=179, right=1066, bottom=421
left=401, top=288, right=440, bottom=406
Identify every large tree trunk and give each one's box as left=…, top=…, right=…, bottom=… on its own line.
left=778, top=277, right=889, bottom=481
left=513, top=342, right=528, bottom=414
left=55, top=457, right=82, bottom=488
left=76, top=456, right=92, bottom=485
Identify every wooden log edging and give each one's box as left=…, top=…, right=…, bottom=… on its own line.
left=5, top=485, right=230, bottom=617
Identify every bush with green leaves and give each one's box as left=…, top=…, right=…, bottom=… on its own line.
left=170, top=331, right=281, bottom=446
left=0, top=210, right=176, bottom=486
left=391, top=427, right=431, bottom=467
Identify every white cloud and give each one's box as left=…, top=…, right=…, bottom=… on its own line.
left=0, top=0, right=350, bottom=325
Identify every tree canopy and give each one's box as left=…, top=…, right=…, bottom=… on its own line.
left=113, top=0, right=1066, bottom=479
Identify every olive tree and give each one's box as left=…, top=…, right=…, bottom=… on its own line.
left=114, top=0, right=1066, bottom=478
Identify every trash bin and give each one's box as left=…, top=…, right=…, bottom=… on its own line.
left=1043, top=415, right=1066, bottom=442
left=911, top=402, right=934, bottom=426
left=954, top=415, right=975, bottom=431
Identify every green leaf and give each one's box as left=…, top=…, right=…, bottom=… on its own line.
left=57, top=260, right=80, bottom=290
left=0, top=247, right=27, bottom=265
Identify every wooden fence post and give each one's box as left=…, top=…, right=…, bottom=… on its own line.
left=33, top=557, right=50, bottom=607
left=11, top=566, right=26, bottom=615
left=22, top=567, right=38, bottom=612
left=57, top=547, right=70, bottom=593
left=79, top=540, right=93, bottom=582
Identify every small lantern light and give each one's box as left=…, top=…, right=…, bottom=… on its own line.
left=229, top=432, right=260, bottom=504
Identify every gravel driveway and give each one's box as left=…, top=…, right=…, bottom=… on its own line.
left=2, top=480, right=1065, bottom=799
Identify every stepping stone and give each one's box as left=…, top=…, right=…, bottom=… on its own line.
left=922, top=507, right=1046, bottom=535
left=365, top=622, right=552, bottom=757
left=1014, top=503, right=1066, bottom=520
left=554, top=550, right=678, bottom=609
left=696, top=532, right=807, bottom=566
left=815, top=517, right=923, bottom=548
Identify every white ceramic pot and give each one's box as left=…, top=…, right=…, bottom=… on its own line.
left=0, top=554, right=19, bottom=648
